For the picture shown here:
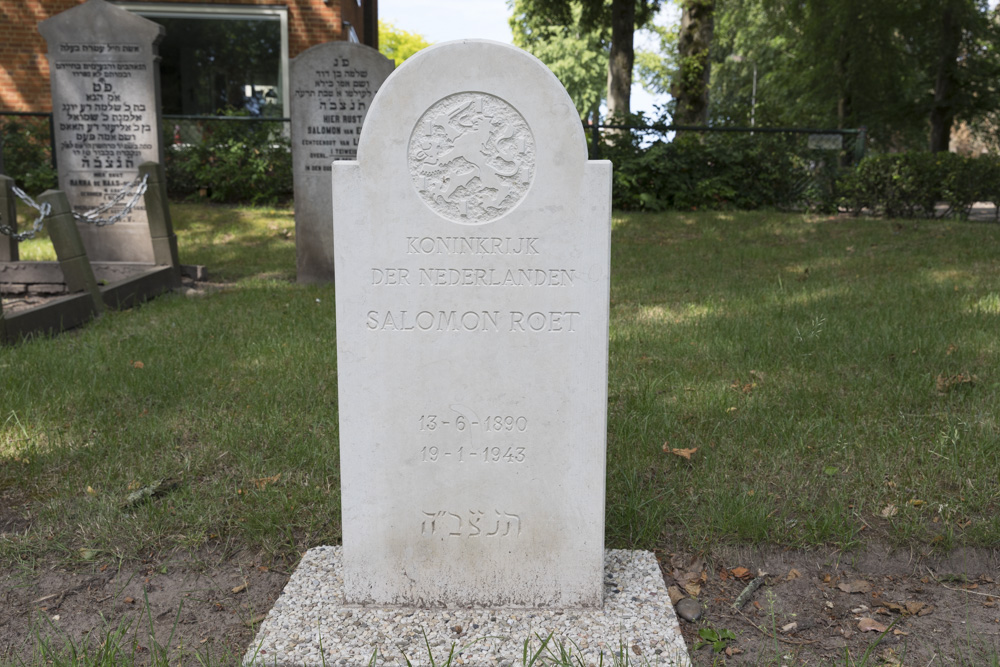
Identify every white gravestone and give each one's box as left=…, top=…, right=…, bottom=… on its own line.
left=333, top=40, right=612, bottom=607
left=39, top=0, right=164, bottom=263
left=290, top=43, right=393, bottom=284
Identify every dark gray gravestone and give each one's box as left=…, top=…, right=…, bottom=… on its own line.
left=39, top=0, right=164, bottom=263
left=290, top=42, right=393, bottom=284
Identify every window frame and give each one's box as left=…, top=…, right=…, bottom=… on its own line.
left=112, top=2, right=291, bottom=115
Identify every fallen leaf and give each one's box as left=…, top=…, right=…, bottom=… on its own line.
left=879, top=647, right=903, bottom=666
left=731, top=567, right=752, bottom=580
left=880, top=504, right=898, bottom=518
left=879, top=600, right=906, bottom=614
left=131, top=360, right=144, bottom=369
left=838, top=580, right=872, bottom=594
left=908, top=498, right=926, bottom=507
left=232, top=582, right=248, bottom=594
left=786, top=568, right=802, bottom=581
left=893, top=629, right=909, bottom=636
left=244, top=613, right=267, bottom=627
left=725, top=646, right=744, bottom=656
left=858, top=618, right=887, bottom=633
left=683, top=582, right=701, bottom=597
left=122, top=478, right=182, bottom=509
left=667, top=585, right=685, bottom=605
left=781, top=622, right=798, bottom=633
left=86, top=486, right=97, bottom=496
left=124, top=597, right=135, bottom=604
left=726, top=406, right=737, bottom=413
left=667, top=447, right=698, bottom=460
left=78, top=548, right=99, bottom=561
left=823, top=466, right=839, bottom=476
left=917, top=604, right=935, bottom=617
left=936, top=372, right=976, bottom=394
left=251, top=473, right=281, bottom=489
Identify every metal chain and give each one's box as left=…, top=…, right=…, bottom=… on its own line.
left=0, top=186, right=51, bottom=241
left=72, top=173, right=148, bottom=227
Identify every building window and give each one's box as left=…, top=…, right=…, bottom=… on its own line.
left=113, top=3, right=289, bottom=116
left=344, top=21, right=360, bottom=44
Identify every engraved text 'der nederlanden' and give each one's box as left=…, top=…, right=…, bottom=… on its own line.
left=408, top=93, right=535, bottom=224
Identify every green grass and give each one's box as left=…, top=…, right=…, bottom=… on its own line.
left=606, top=210, right=1000, bottom=551
left=2, top=205, right=999, bottom=572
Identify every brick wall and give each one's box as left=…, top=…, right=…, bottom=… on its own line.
left=0, top=0, right=375, bottom=112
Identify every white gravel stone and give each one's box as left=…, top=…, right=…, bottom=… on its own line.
left=243, top=547, right=689, bottom=666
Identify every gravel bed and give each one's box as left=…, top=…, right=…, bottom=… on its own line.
left=244, top=547, right=689, bottom=666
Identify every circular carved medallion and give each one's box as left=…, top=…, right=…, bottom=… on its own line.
left=408, top=93, right=535, bottom=224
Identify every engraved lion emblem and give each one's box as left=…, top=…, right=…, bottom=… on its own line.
left=409, top=93, right=535, bottom=224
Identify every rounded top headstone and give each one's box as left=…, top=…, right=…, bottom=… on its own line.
left=39, top=0, right=164, bottom=50
left=357, top=40, right=588, bottom=227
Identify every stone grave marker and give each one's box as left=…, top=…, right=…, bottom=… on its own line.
left=290, top=43, right=393, bottom=284
left=245, top=40, right=690, bottom=666
left=39, top=0, right=164, bottom=263
left=334, top=40, right=611, bottom=608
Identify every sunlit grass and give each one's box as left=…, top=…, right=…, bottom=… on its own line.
left=2, top=204, right=1000, bottom=572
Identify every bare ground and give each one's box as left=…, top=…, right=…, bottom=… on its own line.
left=665, top=543, right=1000, bottom=665
left=0, top=545, right=292, bottom=665
left=1, top=542, right=998, bottom=665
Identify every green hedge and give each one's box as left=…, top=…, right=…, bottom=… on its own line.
left=164, top=114, right=293, bottom=205
left=0, top=116, right=58, bottom=193
left=837, top=152, right=1000, bottom=220
left=602, top=130, right=839, bottom=212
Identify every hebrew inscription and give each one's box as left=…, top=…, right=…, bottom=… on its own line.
left=421, top=509, right=522, bottom=538
left=40, top=1, right=164, bottom=262
left=409, top=93, right=535, bottom=224
left=293, top=56, right=376, bottom=169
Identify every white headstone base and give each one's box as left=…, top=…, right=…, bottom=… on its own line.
left=243, top=547, right=689, bottom=666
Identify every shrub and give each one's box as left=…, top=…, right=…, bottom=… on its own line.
left=0, top=116, right=58, bottom=193
left=163, top=111, right=293, bottom=205
left=837, top=152, right=996, bottom=219
left=601, top=128, right=832, bottom=212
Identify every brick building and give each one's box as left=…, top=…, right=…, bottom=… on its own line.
left=0, top=0, right=378, bottom=114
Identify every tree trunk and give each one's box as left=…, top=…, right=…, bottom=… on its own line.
left=930, top=3, right=961, bottom=152
left=606, top=0, right=635, bottom=120
left=671, top=0, right=715, bottom=126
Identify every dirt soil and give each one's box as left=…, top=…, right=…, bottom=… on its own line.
left=0, top=545, right=292, bottom=665
left=1, top=544, right=998, bottom=665
left=665, top=544, right=1000, bottom=665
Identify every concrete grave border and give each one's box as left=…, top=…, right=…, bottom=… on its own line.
left=1, top=162, right=184, bottom=344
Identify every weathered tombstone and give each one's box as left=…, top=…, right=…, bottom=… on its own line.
left=334, top=40, right=611, bottom=607
left=290, top=43, right=393, bottom=284
left=39, top=0, right=164, bottom=263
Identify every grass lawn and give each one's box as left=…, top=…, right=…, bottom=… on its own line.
left=3, top=204, right=999, bottom=567
left=2, top=203, right=999, bottom=665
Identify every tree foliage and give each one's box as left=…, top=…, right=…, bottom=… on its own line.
left=672, top=0, right=715, bottom=125
left=508, top=0, right=661, bottom=119
left=707, top=0, right=1000, bottom=151
left=509, top=0, right=609, bottom=119
left=378, top=20, right=432, bottom=67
